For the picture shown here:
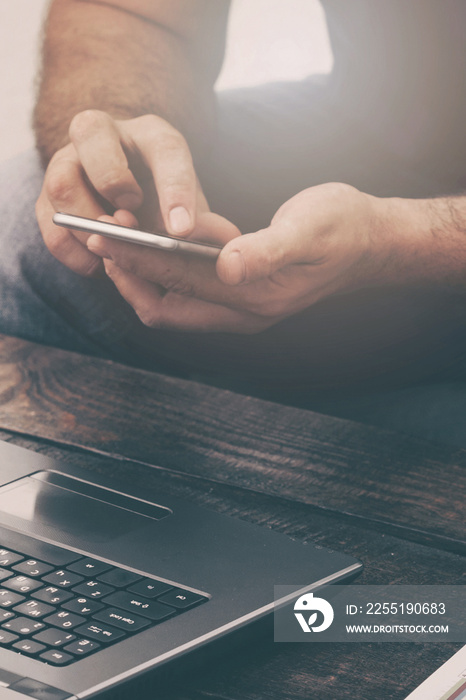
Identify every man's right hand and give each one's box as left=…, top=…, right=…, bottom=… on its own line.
left=35, top=110, right=209, bottom=276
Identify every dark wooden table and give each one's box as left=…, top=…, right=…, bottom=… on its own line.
left=0, top=334, right=464, bottom=700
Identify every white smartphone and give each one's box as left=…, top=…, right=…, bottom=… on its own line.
left=52, top=212, right=222, bottom=260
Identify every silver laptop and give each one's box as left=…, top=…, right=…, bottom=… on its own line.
left=0, top=440, right=362, bottom=699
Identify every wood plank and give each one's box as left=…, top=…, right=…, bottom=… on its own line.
left=1, top=432, right=464, bottom=700
left=0, top=335, right=465, bottom=553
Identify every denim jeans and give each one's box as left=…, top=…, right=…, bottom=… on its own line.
left=2, top=78, right=466, bottom=446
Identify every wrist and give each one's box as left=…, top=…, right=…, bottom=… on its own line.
left=363, top=194, right=432, bottom=286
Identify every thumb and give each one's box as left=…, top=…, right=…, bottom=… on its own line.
left=217, top=221, right=304, bottom=286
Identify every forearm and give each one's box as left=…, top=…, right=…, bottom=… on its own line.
left=34, top=0, right=228, bottom=165
left=369, top=193, right=466, bottom=286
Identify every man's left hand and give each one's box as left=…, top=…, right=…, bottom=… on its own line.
left=87, top=182, right=385, bottom=333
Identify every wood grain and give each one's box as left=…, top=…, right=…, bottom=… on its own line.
left=1, top=431, right=464, bottom=700
left=0, top=335, right=465, bottom=553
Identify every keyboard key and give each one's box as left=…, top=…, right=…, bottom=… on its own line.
left=13, top=559, right=54, bottom=578
left=3, top=617, right=45, bottom=635
left=0, top=538, right=210, bottom=668
left=32, top=586, right=73, bottom=606
left=128, top=578, right=173, bottom=598
left=0, top=589, right=25, bottom=607
left=39, top=649, right=74, bottom=666
left=0, top=610, right=14, bottom=622
left=74, top=622, right=125, bottom=644
left=0, top=568, right=12, bottom=582
left=72, top=580, right=114, bottom=599
left=67, top=558, right=112, bottom=577
left=64, top=638, right=99, bottom=656
left=93, top=607, right=150, bottom=633
left=42, top=570, right=84, bottom=588
left=12, top=639, right=46, bottom=656
left=103, top=591, right=175, bottom=622
left=0, top=630, right=19, bottom=645
left=62, top=597, right=103, bottom=616
left=0, top=549, right=23, bottom=567
left=33, top=629, right=76, bottom=647
left=13, top=599, right=55, bottom=618
left=43, top=611, right=86, bottom=630
left=3, top=576, right=42, bottom=594
left=97, top=568, right=141, bottom=588
left=158, top=589, right=207, bottom=610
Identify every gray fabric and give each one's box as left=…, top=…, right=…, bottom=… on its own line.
left=0, top=150, right=146, bottom=364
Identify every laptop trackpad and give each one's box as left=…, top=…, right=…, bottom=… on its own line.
left=0, top=471, right=171, bottom=543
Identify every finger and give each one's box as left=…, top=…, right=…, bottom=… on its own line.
left=36, top=183, right=102, bottom=277
left=112, top=209, right=139, bottom=228
left=90, top=230, right=289, bottom=316
left=119, top=115, right=197, bottom=237
left=88, top=215, right=292, bottom=316
left=87, top=221, right=235, bottom=303
left=103, top=260, right=269, bottom=333
left=41, top=144, right=119, bottom=274
left=99, top=210, right=239, bottom=250
left=217, top=220, right=306, bottom=286
left=191, top=211, right=241, bottom=246
left=69, top=110, right=143, bottom=210
left=46, top=151, right=107, bottom=228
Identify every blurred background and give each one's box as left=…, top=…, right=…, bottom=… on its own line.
left=0, top=0, right=332, bottom=162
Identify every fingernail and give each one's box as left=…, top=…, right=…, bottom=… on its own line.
left=115, top=192, right=141, bottom=210
left=168, top=206, right=192, bottom=235
left=226, top=250, right=246, bottom=285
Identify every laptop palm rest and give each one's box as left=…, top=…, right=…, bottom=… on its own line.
left=0, top=471, right=171, bottom=543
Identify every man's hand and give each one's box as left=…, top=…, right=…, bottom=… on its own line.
left=34, top=0, right=232, bottom=281
left=86, top=182, right=385, bottom=332
left=36, top=111, right=219, bottom=276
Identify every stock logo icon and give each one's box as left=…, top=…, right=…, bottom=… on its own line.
left=294, top=592, right=334, bottom=633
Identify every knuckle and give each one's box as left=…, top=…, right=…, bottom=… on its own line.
left=93, top=167, right=129, bottom=195
left=69, top=109, right=109, bottom=142
left=45, top=165, right=77, bottom=205
left=162, top=274, right=195, bottom=297
left=136, top=306, right=159, bottom=328
left=113, top=254, right=146, bottom=278
left=80, top=257, right=102, bottom=278
left=323, top=181, right=353, bottom=195
left=156, top=261, right=191, bottom=296
left=160, top=131, right=188, bottom=152
left=136, top=300, right=176, bottom=330
left=322, top=181, right=359, bottom=204
left=121, top=257, right=140, bottom=276
left=44, top=226, right=70, bottom=258
left=147, top=126, right=189, bottom=159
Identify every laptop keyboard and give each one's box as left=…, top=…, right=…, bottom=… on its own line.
left=0, top=537, right=208, bottom=666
